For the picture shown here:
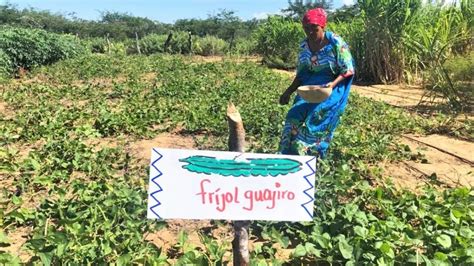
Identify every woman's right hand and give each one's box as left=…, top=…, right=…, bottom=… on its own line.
left=279, top=91, right=291, bottom=105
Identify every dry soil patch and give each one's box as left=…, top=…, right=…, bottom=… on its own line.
left=0, top=226, right=33, bottom=263
left=0, top=100, right=15, bottom=119
left=384, top=135, right=473, bottom=189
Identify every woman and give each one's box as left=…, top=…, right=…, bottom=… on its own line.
left=279, top=8, right=355, bottom=158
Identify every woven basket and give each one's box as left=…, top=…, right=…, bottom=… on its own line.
left=296, top=85, right=332, bottom=103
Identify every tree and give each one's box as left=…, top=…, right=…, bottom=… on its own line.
left=99, top=11, right=169, bottom=39
left=282, top=0, right=333, bottom=20
left=329, top=4, right=360, bottom=23
left=173, top=9, right=255, bottom=43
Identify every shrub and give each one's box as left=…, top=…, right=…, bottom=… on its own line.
left=0, top=26, right=86, bottom=72
left=0, top=49, right=12, bottom=77
left=193, top=35, right=228, bottom=56
left=84, top=38, right=109, bottom=53
left=232, top=37, right=258, bottom=56
left=107, top=42, right=127, bottom=55
left=254, top=16, right=304, bottom=69
left=444, top=52, right=474, bottom=82
left=438, top=52, right=474, bottom=110
left=167, top=31, right=192, bottom=54
left=135, top=31, right=193, bottom=55
left=135, top=34, right=167, bottom=55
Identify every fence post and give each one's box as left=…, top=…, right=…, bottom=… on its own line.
left=187, top=31, right=192, bottom=54
left=135, top=32, right=141, bottom=55
left=227, top=102, right=250, bottom=266
left=106, top=33, right=111, bottom=54
left=164, top=31, right=173, bottom=53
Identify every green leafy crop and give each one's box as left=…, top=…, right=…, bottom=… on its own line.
left=0, top=54, right=471, bottom=265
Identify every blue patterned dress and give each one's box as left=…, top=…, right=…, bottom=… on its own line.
left=279, top=31, right=355, bottom=158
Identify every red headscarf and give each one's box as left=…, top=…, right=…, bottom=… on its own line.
left=302, top=8, right=327, bottom=28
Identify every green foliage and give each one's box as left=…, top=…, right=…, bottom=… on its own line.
left=444, top=52, right=474, bottom=82
left=1, top=54, right=472, bottom=264
left=0, top=49, right=12, bottom=77
left=133, top=32, right=230, bottom=56
left=435, top=51, right=474, bottom=112
left=0, top=4, right=79, bottom=33
left=99, top=11, right=162, bottom=39
left=254, top=16, right=304, bottom=69
left=107, top=42, right=127, bottom=56
left=0, top=4, right=171, bottom=40
left=403, top=2, right=472, bottom=110
left=135, top=34, right=167, bottom=55
left=330, top=3, right=360, bottom=23
left=82, top=38, right=109, bottom=53
left=318, top=0, right=472, bottom=87
left=166, top=31, right=193, bottom=54
left=193, top=35, right=228, bottom=56
left=324, top=1, right=473, bottom=110
left=26, top=179, right=167, bottom=264
left=0, top=26, right=86, bottom=72
left=282, top=0, right=334, bottom=19
left=135, top=31, right=193, bottom=55
left=174, top=9, right=256, bottom=42
left=353, top=0, right=423, bottom=83
left=0, top=252, right=21, bottom=265
left=232, top=37, right=258, bottom=55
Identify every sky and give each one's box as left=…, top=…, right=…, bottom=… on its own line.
left=3, top=0, right=356, bottom=23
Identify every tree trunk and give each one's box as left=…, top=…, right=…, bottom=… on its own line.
left=227, top=102, right=250, bottom=266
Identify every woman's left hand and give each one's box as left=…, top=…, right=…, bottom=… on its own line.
left=324, top=75, right=346, bottom=89
left=279, top=91, right=292, bottom=105
left=323, top=82, right=334, bottom=89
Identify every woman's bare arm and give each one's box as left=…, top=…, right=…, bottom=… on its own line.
left=325, top=73, right=353, bottom=89
left=279, top=77, right=301, bottom=105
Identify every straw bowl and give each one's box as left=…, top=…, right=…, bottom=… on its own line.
left=296, top=85, right=332, bottom=103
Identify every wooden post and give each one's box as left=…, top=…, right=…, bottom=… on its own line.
left=227, top=102, right=245, bottom=153
left=106, top=33, right=111, bottom=54
left=229, top=30, right=236, bottom=51
left=135, top=32, right=141, bottom=55
left=164, top=32, right=173, bottom=53
left=187, top=31, right=192, bottom=55
left=227, top=102, right=250, bottom=266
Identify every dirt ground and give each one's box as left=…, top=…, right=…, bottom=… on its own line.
left=350, top=85, right=473, bottom=189
left=384, top=135, right=473, bottom=189
left=351, top=84, right=434, bottom=107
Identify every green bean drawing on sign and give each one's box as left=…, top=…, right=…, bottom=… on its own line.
left=179, top=155, right=302, bottom=177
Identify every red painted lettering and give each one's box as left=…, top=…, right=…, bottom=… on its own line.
left=196, top=179, right=211, bottom=204
left=243, top=190, right=254, bottom=211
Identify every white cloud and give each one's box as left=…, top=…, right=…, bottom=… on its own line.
left=253, top=12, right=269, bottom=19
left=253, top=12, right=272, bottom=20
left=342, top=0, right=355, bottom=6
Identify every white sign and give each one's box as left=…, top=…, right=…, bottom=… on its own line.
left=147, top=148, right=316, bottom=221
